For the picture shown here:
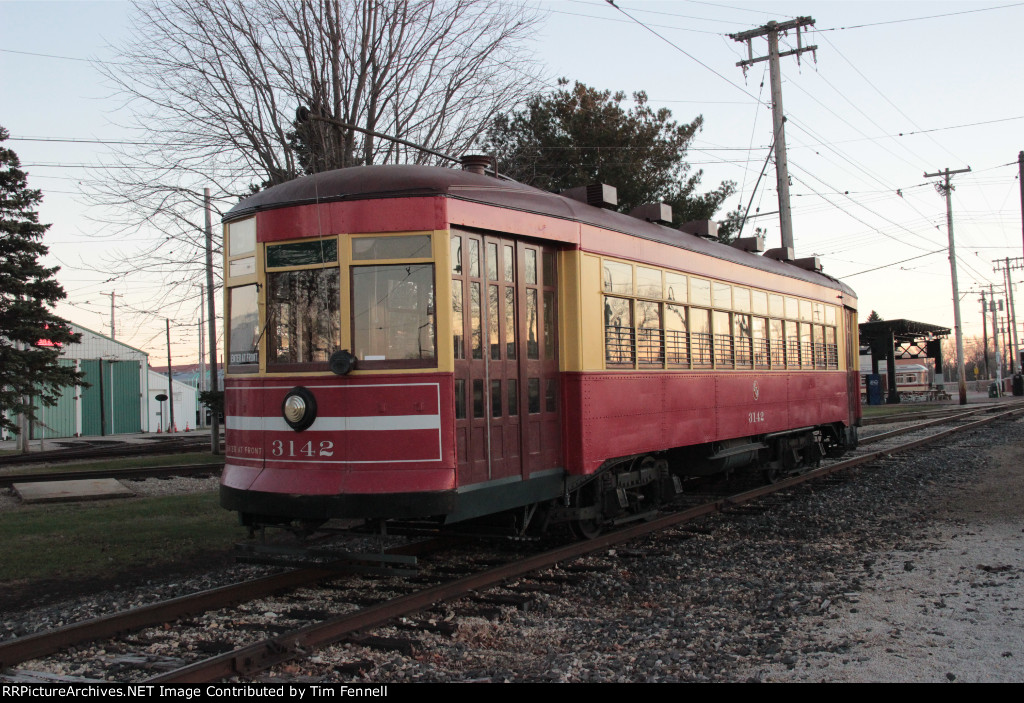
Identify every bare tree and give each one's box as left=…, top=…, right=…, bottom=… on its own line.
left=85, top=0, right=545, bottom=310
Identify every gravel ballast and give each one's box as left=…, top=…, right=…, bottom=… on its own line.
left=2, top=417, right=1022, bottom=683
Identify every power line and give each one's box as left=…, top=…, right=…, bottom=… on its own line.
left=815, top=2, right=1024, bottom=32
left=839, top=249, right=948, bottom=278
left=0, top=48, right=125, bottom=65
left=603, top=1, right=765, bottom=104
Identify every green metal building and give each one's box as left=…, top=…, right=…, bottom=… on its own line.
left=17, top=323, right=150, bottom=439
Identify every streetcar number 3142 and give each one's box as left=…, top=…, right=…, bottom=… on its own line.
left=747, top=411, right=765, bottom=424
left=271, top=440, right=335, bottom=457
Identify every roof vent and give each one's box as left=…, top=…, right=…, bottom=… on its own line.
left=793, top=256, right=823, bottom=272
left=679, top=219, right=720, bottom=241
left=763, top=246, right=794, bottom=261
left=460, top=154, right=492, bottom=175
left=730, top=236, right=765, bottom=253
left=561, top=183, right=618, bottom=209
left=629, top=203, right=673, bottom=225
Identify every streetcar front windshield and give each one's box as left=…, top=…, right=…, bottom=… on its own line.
left=352, top=263, right=436, bottom=364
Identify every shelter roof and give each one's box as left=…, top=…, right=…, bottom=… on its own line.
left=859, top=319, right=950, bottom=344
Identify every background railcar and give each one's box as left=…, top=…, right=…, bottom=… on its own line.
left=221, top=164, right=860, bottom=536
left=859, top=360, right=934, bottom=401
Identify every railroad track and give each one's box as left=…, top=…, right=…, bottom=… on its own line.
left=0, top=436, right=220, bottom=468
left=0, top=463, right=224, bottom=488
left=2, top=404, right=1023, bottom=683
left=859, top=400, right=1017, bottom=426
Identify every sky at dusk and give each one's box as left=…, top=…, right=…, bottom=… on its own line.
left=2, top=1, right=1023, bottom=363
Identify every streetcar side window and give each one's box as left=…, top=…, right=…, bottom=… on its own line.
left=228, top=284, right=260, bottom=368
left=596, top=255, right=842, bottom=373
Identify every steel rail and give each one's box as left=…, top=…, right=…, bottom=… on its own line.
left=860, top=401, right=1024, bottom=445
left=0, top=438, right=215, bottom=467
left=0, top=539, right=448, bottom=671
left=0, top=463, right=224, bottom=488
left=146, top=405, right=1024, bottom=683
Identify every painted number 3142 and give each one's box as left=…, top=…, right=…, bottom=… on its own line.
left=270, top=440, right=335, bottom=457
left=747, top=411, right=765, bottom=424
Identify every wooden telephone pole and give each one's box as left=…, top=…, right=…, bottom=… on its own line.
left=731, top=17, right=817, bottom=254
left=925, top=167, right=971, bottom=404
left=994, top=257, right=1022, bottom=373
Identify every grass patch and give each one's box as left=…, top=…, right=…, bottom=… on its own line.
left=0, top=491, right=241, bottom=584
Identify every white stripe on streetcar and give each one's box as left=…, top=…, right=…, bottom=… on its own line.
left=226, top=414, right=441, bottom=433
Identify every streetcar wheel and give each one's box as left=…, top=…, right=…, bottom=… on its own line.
left=570, top=483, right=605, bottom=540
left=570, top=517, right=604, bottom=540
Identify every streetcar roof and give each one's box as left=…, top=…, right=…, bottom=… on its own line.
left=226, top=164, right=856, bottom=299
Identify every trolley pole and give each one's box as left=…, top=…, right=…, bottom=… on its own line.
left=925, top=167, right=971, bottom=404
left=730, top=17, right=816, bottom=254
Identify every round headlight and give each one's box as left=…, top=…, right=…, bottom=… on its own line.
left=283, top=395, right=307, bottom=423
left=281, top=386, right=317, bottom=431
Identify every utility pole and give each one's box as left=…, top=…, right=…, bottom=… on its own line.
left=104, top=291, right=121, bottom=339
left=166, top=318, right=176, bottom=432
left=925, top=167, right=971, bottom=404
left=15, top=341, right=29, bottom=453
left=1019, top=151, right=1024, bottom=258
left=980, top=290, right=990, bottom=378
left=731, top=17, right=816, bottom=254
left=994, top=257, right=1022, bottom=373
left=990, top=285, right=1003, bottom=395
left=198, top=284, right=206, bottom=394
left=205, top=188, right=220, bottom=454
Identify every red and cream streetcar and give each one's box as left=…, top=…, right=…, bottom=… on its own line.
left=220, top=161, right=860, bottom=536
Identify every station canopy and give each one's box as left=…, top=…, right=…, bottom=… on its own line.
left=859, top=319, right=950, bottom=360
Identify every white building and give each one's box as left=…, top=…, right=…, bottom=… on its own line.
left=147, top=369, right=201, bottom=433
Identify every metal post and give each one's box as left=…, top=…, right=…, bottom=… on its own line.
left=166, top=318, right=176, bottom=432
left=14, top=340, right=28, bottom=453
left=199, top=283, right=206, bottom=396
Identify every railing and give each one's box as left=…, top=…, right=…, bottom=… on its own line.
left=754, top=338, right=771, bottom=368
left=637, top=328, right=664, bottom=366
left=665, top=329, right=689, bottom=366
left=692, top=333, right=713, bottom=367
left=715, top=334, right=734, bottom=367
left=605, top=324, right=635, bottom=366
left=605, top=329, right=842, bottom=372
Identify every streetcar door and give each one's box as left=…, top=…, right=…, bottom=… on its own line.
left=452, top=231, right=520, bottom=485
left=452, top=231, right=561, bottom=487
left=518, top=241, right=561, bottom=477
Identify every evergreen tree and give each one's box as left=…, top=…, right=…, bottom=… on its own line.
left=866, top=310, right=883, bottom=322
left=484, top=80, right=736, bottom=239
left=0, top=126, right=83, bottom=436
